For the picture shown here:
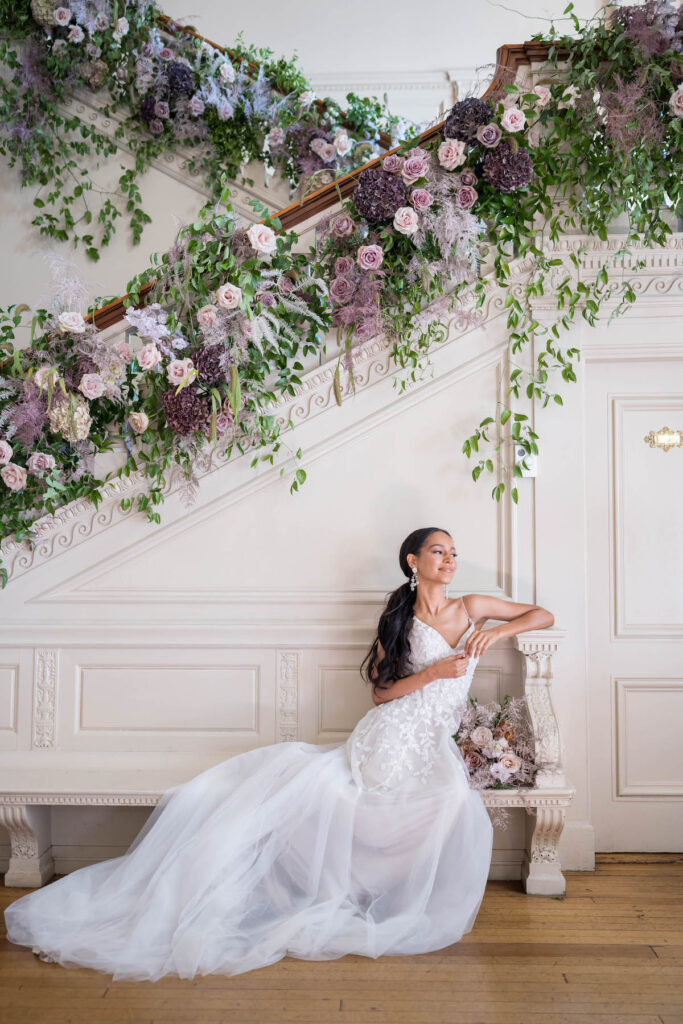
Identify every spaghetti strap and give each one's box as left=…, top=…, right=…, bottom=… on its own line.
left=460, top=595, right=474, bottom=625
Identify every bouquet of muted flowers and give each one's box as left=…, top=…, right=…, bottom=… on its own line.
left=453, top=695, right=537, bottom=790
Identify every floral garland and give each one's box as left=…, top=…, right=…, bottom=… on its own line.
left=0, top=0, right=403, bottom=259
left=1, top=1, right=682, bottom=588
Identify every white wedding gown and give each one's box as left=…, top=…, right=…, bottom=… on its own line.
left=4, top=605, right=493, bottom=980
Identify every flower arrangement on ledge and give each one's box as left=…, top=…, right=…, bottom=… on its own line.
left=453, top=695, right=537, bottom=791
left=1, top=1, right=682, bottom=587
left=0, top=0, right=403, bottom=259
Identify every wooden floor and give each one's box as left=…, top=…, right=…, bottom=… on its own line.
left=1, top=854, right=682, bottom=1024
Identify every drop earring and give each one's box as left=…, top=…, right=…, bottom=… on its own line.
left=410, top=566, right=418, bottom=592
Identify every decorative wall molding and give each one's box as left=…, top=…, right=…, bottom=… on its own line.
left=277, top=651, right=300, bottom=742
left=32, top=649, right=57, bottom=750
left=611, top=395, right=683, bottom=639
left=614, top=677, right=683, bottom=798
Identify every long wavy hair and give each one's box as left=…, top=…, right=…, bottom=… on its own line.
left=360, top=527, right=452, bottom=692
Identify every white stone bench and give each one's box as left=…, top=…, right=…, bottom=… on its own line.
left=0, top=632, right=574, bottom=896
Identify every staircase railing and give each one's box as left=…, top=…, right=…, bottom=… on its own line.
left=89, top=40, right=561, bottom=332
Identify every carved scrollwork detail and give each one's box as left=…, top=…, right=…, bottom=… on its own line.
left=0, top=805, right=40, bottom=858
left=32, top=649, right=57, bottom=749
left=277, top=651, right=300, bottom=742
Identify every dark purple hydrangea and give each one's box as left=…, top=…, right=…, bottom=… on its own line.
left=193, top=344, right=227, bottom=386
left=167, top=61, right=195, bottom=96
left=161, top=386, right=209, bottom=436
left=352, top=167, right=408, bottom=224
left=140, top=94, right=158, bottom=125
left=444, top=98, right=493, bottom=145
left=482, top=142, right=534, bottom=193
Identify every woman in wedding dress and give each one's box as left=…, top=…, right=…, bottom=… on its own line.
left=4, top=526, right=554, bottom=980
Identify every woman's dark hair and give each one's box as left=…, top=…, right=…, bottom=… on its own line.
left=360, top=526, right=452, bottom=692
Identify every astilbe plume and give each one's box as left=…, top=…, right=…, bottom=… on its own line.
left=352, top=167, right=407, bottom=223
left=601, top=76, right=662, bottom=152
left=613, top=0, right=683, bottom=57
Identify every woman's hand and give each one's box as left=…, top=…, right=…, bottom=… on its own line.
left=463, top=625, right=505, bottom=658
left=431, top=652, right=471, bottom=679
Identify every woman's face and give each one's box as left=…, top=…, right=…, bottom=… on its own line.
left=409, top=531, right=458, bottom=584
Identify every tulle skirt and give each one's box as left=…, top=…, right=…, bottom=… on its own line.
left=4, top=737, right=493, bottom=980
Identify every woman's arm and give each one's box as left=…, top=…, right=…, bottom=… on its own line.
left=370, top=640, right=469, bottom=705
left=462, top=594, right=554, bottom=658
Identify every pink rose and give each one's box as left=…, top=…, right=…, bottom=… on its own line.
left=456, top=185, right=478, bottom=210
left=357, top=244, right=384, bottom=271
left=476, top=122, right=502, bottom=148
left=215, top=283, right=243, bottom=310
left=527, top=126, right=540, bottom=149
left=499, top=752, right=522, bottom=774
left=34, top=365, right=56, bottom=390
left=334, top=132, right=353, bottom=156
left=0, top=440, right=13, bottom=464
left=331, top=214, right=355, bottom=238
left=128, top=411, right=149, bottom=433
left=470, top=726, right=493, bottom=748
left=78, top=373, right=105, bottom=400
left=159, top=47, right=174, bottom=61
left=310, top=137, right=328, bottom=157
left=409, top=188, right=434, bottom=212
left=266, top=127, right=285, bottom=147
left=382, top=154, right=404, bottom=174
left=533, top=85, right=551, bottom=107
left=218, top=61, right=235, bottom=83
left=669, top=87, right=683, bottom=118
left=318, top=142, right=335, bottom=163
left=113, top=340, right=134, bottom=363
left=501, top=107, right=526, bottom=133
left=334, top=256, right=353, bottom=275
left=401, top=154, right=429, bottom=185
left=67, top=24, right=84, bottom=43
left=58, top=311, right=86, bottom=334
left=188, top=95, right=205, bottom=117
left=393, top=206, right=419, bottom=235
left=256, top=291, right=276, bottom=307
left=166, top=358, right=194, bottom=385
left=27, top=452, right=56, bottom=475
left=277, top=275, right=294, bottom=297
left=246, top=223, right=277, bottom=256
left=329, top=276, right=355, bottom=304
left=1, top=463, right=27, bottom=491
left=438, top=138, right=466, bottom=171
left=53, top=6, right=72, bottom=25
left=196, top=304, right=219, bottom=329
left=138, top=343, right=161, bottom=370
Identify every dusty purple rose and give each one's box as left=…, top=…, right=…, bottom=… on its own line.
left=382, top=153, right=404, bottom=173
left=456, top=185, right=478, bottom=210
left=476, top=122, right=503, bottom=148
left=401, top=153, right=429, bottom=185
left=356, top=244, right=384, bottom=271
left=458, top=169, right=478, bottom=188
left=159, top=47, right=174, bottom=61
left=141, top=42, right=153, bottom=57
left=149, top=119, right=164, bottom=135
left=331, top=214, right=355, bottom=238
left=409, top=188, right=434, bottom=212
left=334, top=256, right=354, bottom=276
left=155, top=100, right=170, bottom=119
left=329, top=276, right=355, bottom=305
left=277, top=275, right=294, bottom=297
left=256, top=291, right=276, bottom=307
left=464, top=751, right=485, bottom=771
left=188, top=95, right=205, bottom=116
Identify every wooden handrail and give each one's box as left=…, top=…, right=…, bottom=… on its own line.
left=89, top=40, right=562, bottom=332
left=155, top=13, right=394, bottom=149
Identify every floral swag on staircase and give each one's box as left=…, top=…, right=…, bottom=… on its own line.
left=0, top=1, right=682, bottom=586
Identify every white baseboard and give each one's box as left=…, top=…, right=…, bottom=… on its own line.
left=559, top=819, right=596, bottom=871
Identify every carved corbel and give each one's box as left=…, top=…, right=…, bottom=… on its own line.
left=0, top=805, right=54, bottom=887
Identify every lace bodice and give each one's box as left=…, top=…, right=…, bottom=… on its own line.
left=346, top=600, right=480, bottom=794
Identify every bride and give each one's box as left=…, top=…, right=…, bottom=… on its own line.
left=4, top=525, right=554, bottom=980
